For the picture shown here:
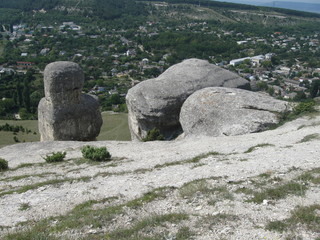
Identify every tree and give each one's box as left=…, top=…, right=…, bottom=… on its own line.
left=23, top=79, right=31, bottom=112
left=310, top=80, right=320, bottom=98
left=16, top=81, right=23, bottom=107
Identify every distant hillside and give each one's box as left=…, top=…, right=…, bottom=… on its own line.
left=262, top=1, right=320, bottom=14
left=212, top=0, right=320, bottom=14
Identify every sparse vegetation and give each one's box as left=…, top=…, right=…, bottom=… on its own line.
left=0, top=158, right=9, bottom=171
left=249, top=181, right=307, bottom=203
left=279, top=101, right=317, bottom=125
left=186, top=151, right=220, bottom=163
left=107, top=213, right=189, bottom=240
left=266, top=204, right=320, bottom=233
left=244, top=143, right=275, bottom=153
left=179, top=179, right=212, bottom=198
left=199, top=213, right=239, bottom=226
left=292, top=101, right=316, bottom=116
left=81, top=145, right=111, bottom=162
left=43, top=151, right=66, bottom=163
left=0, top=177, right=90, bottom=198
left=19, top=203, right=31, bottom=211
left=142, top=128, right=164, bottom=142
left=126, top=187, right=170, bottom=209
left=298, top=133, right=320, bottom=143
left=176, top=226, right=195, bottom=240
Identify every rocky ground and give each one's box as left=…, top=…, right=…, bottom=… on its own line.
left=0, top=113, right=319, bottom=240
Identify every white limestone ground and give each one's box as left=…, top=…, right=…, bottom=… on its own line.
left=0, top=113, right=319, bottom=239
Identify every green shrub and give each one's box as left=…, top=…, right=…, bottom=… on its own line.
left=293, top=101, right=315, bottom=115
left=0, top=158, right=9, bottom=171
left=142, top=128, right=164, bottom=142
left=43, top=152, right=66, bottom=163
left=81, top=146, right=111, bottom=162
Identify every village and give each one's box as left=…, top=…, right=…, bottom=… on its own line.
left=0, top=6, right=320, bottom=118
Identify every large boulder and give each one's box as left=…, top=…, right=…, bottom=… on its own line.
left=180, top=87, right=292, bottom=137
left=126, top=58, right=250, bottom=140
left=38, top=61, right=102, bottom=141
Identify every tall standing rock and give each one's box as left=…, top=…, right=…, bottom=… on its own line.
left=126, top=58, right=250, bottom=140
left=38, top=61, right=102, bottom=141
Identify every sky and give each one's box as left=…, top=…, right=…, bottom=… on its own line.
left=214, top=0, right=320, bottom=3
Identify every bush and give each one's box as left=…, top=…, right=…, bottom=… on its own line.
left=142, top=128, right=165, bottom=142
left=293, top=101, right=315, bottom=115
left=0, top=158, right=9, bottom=171
left=43, top=151, right=66, bottom=163
left=81, top=145, right=111, bottom=162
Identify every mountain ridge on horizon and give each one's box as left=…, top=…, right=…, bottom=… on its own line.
left=212, top=0, right=320, bottom=14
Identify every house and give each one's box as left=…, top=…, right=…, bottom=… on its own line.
left=126, top=49, right=136, bottom=56
left=16, top=62, right=34, bottom=69
left=237, top=41, right=248, bottom=45
left=40, top=48, right=50, bottom=55
left=141, top=58, right=149, bottom=65
left=0, top=68, right=15, bottom=75
left=251, top=55, right=265, bottom=66
left=229, top=57, right=250, bottom=66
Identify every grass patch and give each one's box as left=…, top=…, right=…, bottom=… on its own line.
left=154, top=160, right=186, bottom=169
left=179, top=179, right=212, bottom=198
left=0, top=120, right=39, bottom=148
left=235, top=187, right=255, bottom=195
left=185, top=151, right=221, bottom=164
left=266, top=204, right=320, bottom=233
left=53, top=199, right=123, bottom=232
left=297, top=121, right=320, bottom=130
left=19, top=203, right=31, bottom=211
left=0, top=112, right=131, bottom=148
left=106, top=213, right=189, bottom=240
left=126, top=187, right=171, bottom=209
left=53, top=188, right=171, bottom=232
left=258, top=172, right=273, bottom=178
left=10, top=163, right=37, bottom=170
left=248, top=181, right=307, bottom=203
left=289, top=204, right=320, bottom=232
left=0, top=177, right=90, bottom=197
left=155, top=152, right=221, bottom=168
left=176, top=226, right=195, bottom=240
left=266, top=220, right=288, bottom=232
left=207, top=186, right=234, bottom=205
left=4, top=222, right=60, bottom=240
left=295, top=168, right=320, bottom=185
left=298, top=133, right=320, bottom=143
left=244, top=143, right=275, bottom=153
left=179, top=179, right=233, bottom=205
left=0, top=172, right=56, bottom=182
left=200, top=213, right=239, bottom=226
left=97, top=112, right=131, bottom=141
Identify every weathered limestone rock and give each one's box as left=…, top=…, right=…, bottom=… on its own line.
left=38, top=61, right=102, bottom=141
left=126, top=58, right=250, bottom=140
left=180, top=87, right=292, bottom=137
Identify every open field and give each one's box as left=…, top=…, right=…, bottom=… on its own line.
left=0, top=120, right=39, bottom=148
left=0, top=112, right=130, bottom=148
left=97, top=112, right=131, bottom=141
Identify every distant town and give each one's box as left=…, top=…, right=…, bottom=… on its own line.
left=0, top=0, right=319, bottom=119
